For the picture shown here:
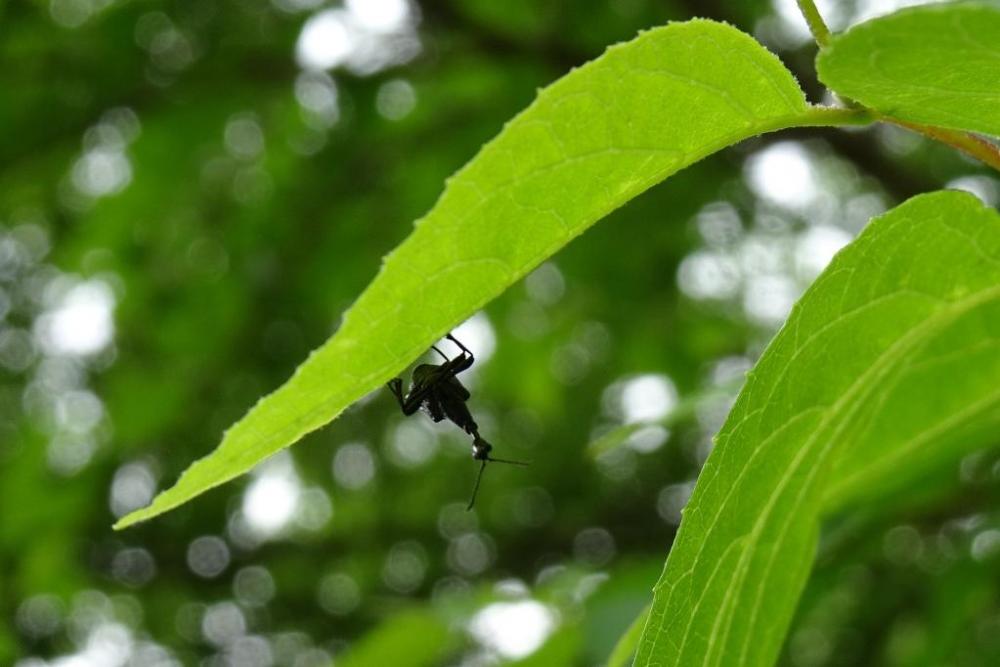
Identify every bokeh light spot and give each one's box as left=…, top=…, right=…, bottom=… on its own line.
left=382, top=541, right=428, bottom=594
left=346, top=0, right=410, bottom=32
left=333, top=442, right=376, bottom=490
left=234, top=566, right=277, bottom=608
left=619, top=374, right=678, bottom=424
left=112, top=547, right=157, bottom=588
left=746, top=141, right=819, bottom=210
left=110, top=462, right=156, bottom=518
left=469, top=600, right=556, bottom=660
left=202, top=602, right=246, bottom=648
left=35, top=279, right=115, bottom=357
left=243, top=457, right=302, bottom=536
left=317, top=573, right=361, bottom=616
left=186, top=536, right=231, bottom=579
left=296, top=10, right=355, bottom=70
left=572, top=527, right=616, bottom=566
left=448, top=532, right=494, bottom=576
left=376, top=79, right=417, bottom=121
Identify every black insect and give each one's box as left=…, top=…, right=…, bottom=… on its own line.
left=387, top=333, right=527, bottom=509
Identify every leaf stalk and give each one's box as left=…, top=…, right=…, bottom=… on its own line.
left=883, top=117, right=1000, bottom=174
left=796, top=0, right=833, bottom=48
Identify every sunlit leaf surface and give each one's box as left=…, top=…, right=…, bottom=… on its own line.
left=634, top=191, right=1000, bottom=666
left=817, top=2, right=1000, bottom=137
left=116, top=19, right=835, bottom=528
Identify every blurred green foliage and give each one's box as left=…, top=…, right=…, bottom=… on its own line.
left=2, top=1, right=999, bottom=666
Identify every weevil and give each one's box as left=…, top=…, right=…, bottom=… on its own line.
left=387, top=333, right=527, bottom=509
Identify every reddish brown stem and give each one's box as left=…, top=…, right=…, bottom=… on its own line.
left=886, top=117, right=1000, bottom=174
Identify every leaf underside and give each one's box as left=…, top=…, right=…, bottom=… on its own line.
left=634, top=191, right=1000, bottom=667
left=817, top=2, right=1000, bottom=137
left=116, top=19, right=823, bottom=529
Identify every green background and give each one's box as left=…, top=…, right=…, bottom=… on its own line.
left=2, top=1, right=999, bottom=665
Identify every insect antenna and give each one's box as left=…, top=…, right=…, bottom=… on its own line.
left=487, top=456, right=530, bottom=466
left=467, top=460, right=488, bottom=510
left=466, top=456, right=530, bottom=510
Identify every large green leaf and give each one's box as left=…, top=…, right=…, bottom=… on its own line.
left=115, top=19, right=867, bottom=529
left=816, top=2, right=1000, bottom=138
left=634, top=191, right=1000, bottom=666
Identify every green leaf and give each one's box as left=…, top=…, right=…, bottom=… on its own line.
left=634, top=191, right=1000, bottom=666
left=816, top=2, right=1000, bottom=138
left=115, top=19, right=865, bottom=529
left=335, top=609, right=453, bottom=667
left=607, top=603, right=650, bottom=667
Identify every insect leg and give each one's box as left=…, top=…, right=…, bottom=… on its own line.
left=446, top=333, right=474, bottom=358
left=387, top=378, right=422, bottom=416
